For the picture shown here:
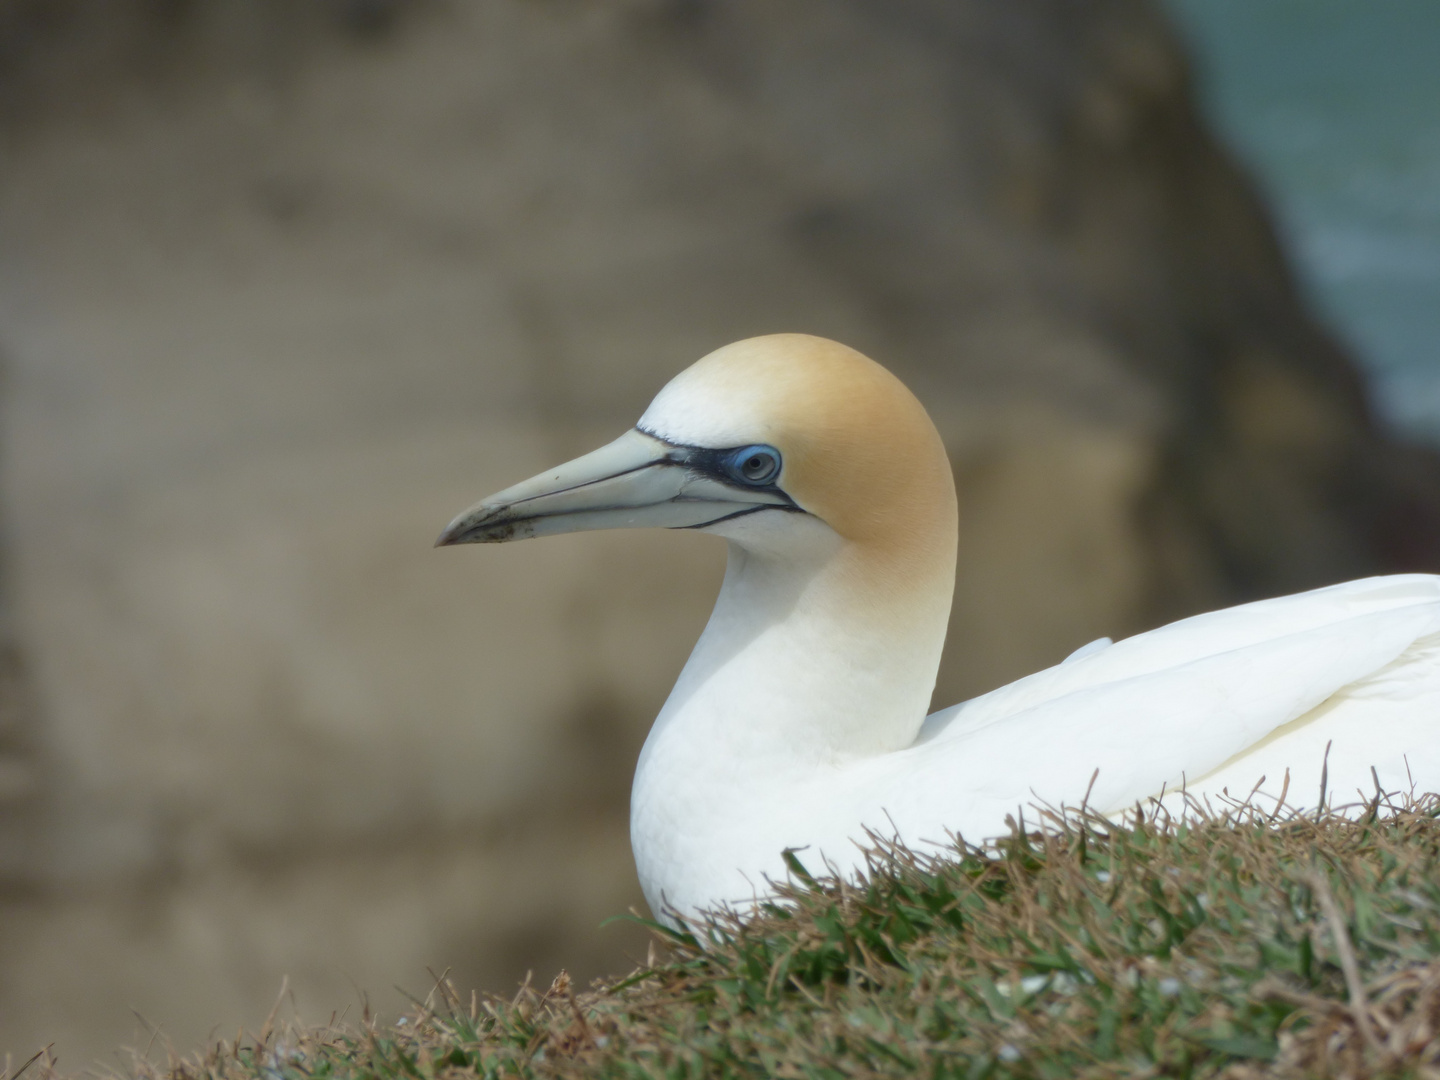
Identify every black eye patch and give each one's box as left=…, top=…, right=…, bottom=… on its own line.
left=637, top=429, right=800, bottom=510
left=675, top=442, right=788, bottom=493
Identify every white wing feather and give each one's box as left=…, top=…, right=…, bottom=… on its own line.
left=863, top=576, right=1440, bottom=844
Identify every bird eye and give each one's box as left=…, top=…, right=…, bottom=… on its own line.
left=726, top=445, right=781, bottom=486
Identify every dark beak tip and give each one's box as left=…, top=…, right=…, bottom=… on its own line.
left=435, top=515, right=475, bottom=548
left=435, top=508, right=525, bottom=547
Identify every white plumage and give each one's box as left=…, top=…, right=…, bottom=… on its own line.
left=439, top=334, right=1440, bottom=924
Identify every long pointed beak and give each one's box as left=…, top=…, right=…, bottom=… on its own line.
left=436, top=429, right=793, bottom=546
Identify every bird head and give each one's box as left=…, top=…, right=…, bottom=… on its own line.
left=437, top=334, right=956, bottom=576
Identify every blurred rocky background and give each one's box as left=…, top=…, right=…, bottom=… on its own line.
left=1, top=0, right=1437, bottom=1068
left=1166, top=0, right=1440, bottom=445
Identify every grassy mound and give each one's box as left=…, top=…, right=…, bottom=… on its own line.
left=125, top=803, right=1440, bottom=1079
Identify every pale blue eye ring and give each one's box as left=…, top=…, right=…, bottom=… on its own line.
left=726, top=445, right=781, bottom=486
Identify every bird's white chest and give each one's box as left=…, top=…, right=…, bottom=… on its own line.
left=629, top=718, right=857, bottom=923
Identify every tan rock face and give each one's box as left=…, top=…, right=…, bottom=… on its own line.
left=1, top=0, right=1436, bottom=1064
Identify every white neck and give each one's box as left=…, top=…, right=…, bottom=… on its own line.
left=640, top=514, right=952, bottom=769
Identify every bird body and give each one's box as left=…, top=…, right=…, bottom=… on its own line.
left=440, top=335, right=1440, bottom=924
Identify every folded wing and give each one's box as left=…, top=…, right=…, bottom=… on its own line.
left=866, top=575, right=1440, bottom=843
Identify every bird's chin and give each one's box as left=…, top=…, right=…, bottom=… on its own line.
left=698, top=506, right=840, bottom=559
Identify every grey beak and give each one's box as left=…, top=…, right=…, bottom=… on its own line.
left=436, top=429, right=794, bottom=546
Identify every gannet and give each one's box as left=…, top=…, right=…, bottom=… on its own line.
left=438, top=334, right=1440, bottom=924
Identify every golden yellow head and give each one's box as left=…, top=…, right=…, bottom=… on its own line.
left=640, top=334, right=957, bottom=556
